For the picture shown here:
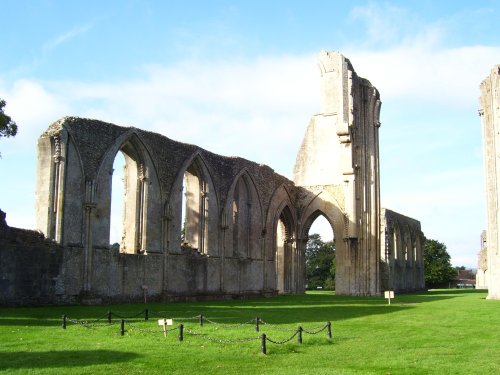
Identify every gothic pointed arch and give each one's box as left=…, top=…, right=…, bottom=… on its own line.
left=93, top=130, right=162, bottom=253
left=224, top=169, right=263, bottom=259
left=275, top=203, right=296, bottom=294
left=263, top=184, right=298, bottom=293
left=168, top=151, right=219, bottom=255
left=299, top=189, right=345, bottom=243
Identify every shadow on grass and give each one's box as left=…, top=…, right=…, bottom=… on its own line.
left=425, top=289, right=486, bottom=296
left=0, top=289, right=487, bottom=327
left=0, top=350, right=141, bottom=370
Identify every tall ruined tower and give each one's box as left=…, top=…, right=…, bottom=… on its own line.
left=480, top=65, right=500, bottom=300
left=294, top=51, right=381, bottom=295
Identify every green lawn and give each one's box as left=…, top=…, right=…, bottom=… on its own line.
left=0, top=290, right=499, bottom=374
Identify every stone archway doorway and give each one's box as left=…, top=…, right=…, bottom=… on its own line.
left=304, top=212, right=335, bottom=292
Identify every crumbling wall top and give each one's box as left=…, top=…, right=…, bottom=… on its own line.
left=39, top=116, right=294, bottom=207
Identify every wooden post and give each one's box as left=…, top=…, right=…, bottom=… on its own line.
left=179, top=324, right=184, bottom=342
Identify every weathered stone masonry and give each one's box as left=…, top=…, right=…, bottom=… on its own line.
left=479, top=64, right=500, bottom=300
left=380, top=209, right=425, bottom=292
left=33, top=116, right=302, bottom=302
left=0, top=51, right=426, bottom=305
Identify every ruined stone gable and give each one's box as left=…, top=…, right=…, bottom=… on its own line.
left=0, top=51, right=427, bottom=306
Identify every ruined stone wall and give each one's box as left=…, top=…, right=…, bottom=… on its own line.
left=293, top=51, right=381, bottom=296
left=480, top=66, right=500, bottom=299
left=0, top=210, right=80, bottom=305
left=476, top=231, right=488, bottom=289
left=380, top=209, right=425, bottom=293
left=31, top=116, right=300, bottom=304
left=0, top=51, right=429, bottom=305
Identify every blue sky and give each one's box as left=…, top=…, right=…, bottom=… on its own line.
left=1, top=0, right=499, bottom=267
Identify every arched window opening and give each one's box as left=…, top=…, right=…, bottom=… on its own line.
left=308, top=214, right=334, bottom=242
left=232, top=177, right=250, bottom=258
left=109, top=142, right=146, bottom=254
left=182, top=162, right=207, bottom=253
left=276, top=217, right=289, bottom=293
left=275, top=206, right=295, bottom=294
left=305, top=213, right=335, bottom=291
left=407, top=241, right=414, bottom=266
left=110, top=151, right=125, bottom=250
left=393, top=232, right=398, bottom=261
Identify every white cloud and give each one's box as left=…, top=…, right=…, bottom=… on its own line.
left=350, top=2, right=421, bottom=47
left=1, top=8, right=498, bottom=268
left=1, top=80, right=71, bottom=145
left=43, top=24, right=93, bottom=52
left=42, top=55, right=320, bottom=174
left=344, top=45, right=500, bottom=109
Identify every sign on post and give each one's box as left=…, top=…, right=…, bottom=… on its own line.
left=158, top=318, right=173, bottom=337
left=384, top=290, right=394, bottom=304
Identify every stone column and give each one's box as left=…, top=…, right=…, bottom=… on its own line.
left=83, top=180, right=96, bottom=293
left=480, top=65, right=500, bottom=300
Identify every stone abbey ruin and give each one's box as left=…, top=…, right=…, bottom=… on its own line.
left=478, top=65, right=500, bottom=300
left=0, top=51, right=426, bottom=306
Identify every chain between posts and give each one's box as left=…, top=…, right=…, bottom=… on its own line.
left=60, top=311, right=333, bottom=352
left=202, top=317, right=256, bottom=328
left=111, top=309, right=149, bottom=320
left=128, top=324, right=180, bottom=334
left=184, top=327, right=261, bottom=343
left=258, top=319, right=298, bottom=332
left=265, top=330, right=299, bottom=345
left=63, top=311, right=116, bottom=328
left=302, top=322, right=329, bottom=335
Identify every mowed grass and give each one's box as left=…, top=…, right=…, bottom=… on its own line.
left=0, top=290, right=499, bottom=374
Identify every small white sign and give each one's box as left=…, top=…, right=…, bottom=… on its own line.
left=158, top=318, right=173, bottom=337
left=384, top=291, right=394, bottom=299
left=157, top=319, right=173, bottom=326
left=384, top=291, right=394, bottom=304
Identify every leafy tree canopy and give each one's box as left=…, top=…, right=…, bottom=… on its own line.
left=0, top=99, right=17, bottom=138
left=305, top=233, right=336, bottom=290
left=423, top=239, right=455, bottom=288
left=0, top=99, right=18, bottom=157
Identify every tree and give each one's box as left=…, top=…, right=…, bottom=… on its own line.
left=305, top=233, right=336, bottom=290
left=423, top=239, right=455, bottom=288
left=0, top=99, right=18, bottom=157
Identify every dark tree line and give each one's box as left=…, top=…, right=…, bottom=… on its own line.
left=305, top=233, right=335, bottom=290
left=305, top=235, right=456, bottom=291
left=423, top=238, right=455, bottom=288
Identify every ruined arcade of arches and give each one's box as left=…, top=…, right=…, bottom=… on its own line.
left=31, top=51, right=424, bottom=303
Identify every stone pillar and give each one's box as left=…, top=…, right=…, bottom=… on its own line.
left=293, top=51, right=381, bottom=296
left=480, top=65, right=500, bottom=300
left=83, top=180, right=96, bottom=292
